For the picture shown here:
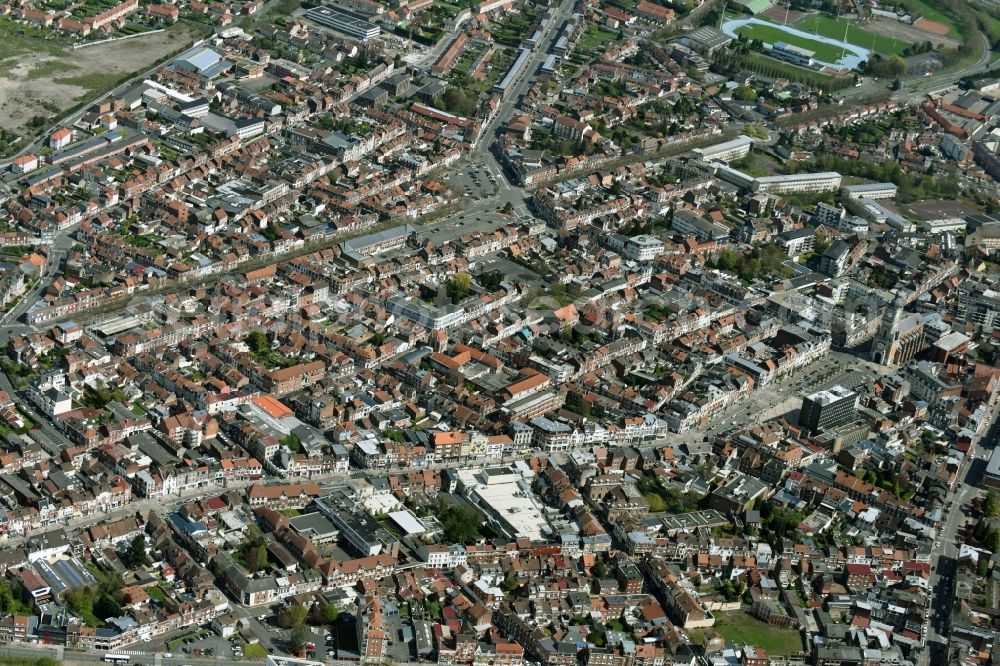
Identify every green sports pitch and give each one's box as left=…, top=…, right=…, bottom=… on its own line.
left=795, top=15, right=911, bottom=55
left=733, top=22, right=855, bottom=62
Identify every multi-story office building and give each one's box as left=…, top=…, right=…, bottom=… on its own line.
left=799, top=385, right=858, bottom=434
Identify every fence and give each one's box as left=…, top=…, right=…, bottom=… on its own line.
left=71, top=28, right=166, bottom=49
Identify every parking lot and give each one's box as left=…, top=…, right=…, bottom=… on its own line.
left=419, top=202, right=530, bottom=245
left=704, top=351, right=884, bottom=435
left=441, top=162, right=499, bottom=200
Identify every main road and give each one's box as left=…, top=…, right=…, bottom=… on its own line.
left=917, top=398, right=1000, bottom=666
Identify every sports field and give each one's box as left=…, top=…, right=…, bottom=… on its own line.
left=908, top=0, right=961, bottom=39
left=795, top=15, right=910, bottom=55
left=733, top=23, right=851, bottom=62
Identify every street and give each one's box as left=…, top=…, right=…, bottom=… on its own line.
left=917, top=398, right=1000, bottom=666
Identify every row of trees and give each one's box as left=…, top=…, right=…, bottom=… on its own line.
left=712, top=50, right=854, bottom=93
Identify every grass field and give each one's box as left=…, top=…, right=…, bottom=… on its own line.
left=577, top=25, right=619, bottom=52
left=0, top=18, right=65, bottom=60
left=53, top=72, right=127, bottom=101
left=908, top=0, right=960, bottom=39
left=688, top=613, right=803, bottom=656
left=795, top=15, right=910, bottom=54
left=733, top=23, right=852, bottom=62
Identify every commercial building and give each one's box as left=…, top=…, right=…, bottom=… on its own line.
left=734, top=0, right=774, bottom=14
left=494, top=47, right=531, bottom=93
left=984, top=447, right=1000, bottom=490
left=305, top=6, right=381, bottom=42
left=672, top=209, right=730, bottom=241
left=607, top=234, right=665, bottom=261
left=799, top=385, right=858, bottom=434
left=456, top=468, right=548, bottom=541
left=691, top=134, right=754, bottom=164
left=753, top=172, right=842, bottom=194
left=708, top=473, right=770, bottom=513
left=385, top=295, right=465, bottom=330
left=842, top=183, right=898, bottom=200
left=340, top=224, right=414, bottom=262
left=714, top=164, right=842, bottom=194
left=770, top=41, right=815, bottom=67
left=681, top=26, right=733, bottom=53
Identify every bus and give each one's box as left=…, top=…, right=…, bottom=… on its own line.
left=102, top=655, right=130, bottom=664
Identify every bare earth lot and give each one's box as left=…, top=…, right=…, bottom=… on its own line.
left=0, top=23, right=206, bottom=135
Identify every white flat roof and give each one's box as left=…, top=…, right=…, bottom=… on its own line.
left=457, top=468, right=548, bottom=541
left=388, top=509, right=426, bottom=536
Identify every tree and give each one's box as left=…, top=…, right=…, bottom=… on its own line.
left=121, top=534, right=148, bottom=569
left=248, top=544, right=269, bottom=573
left=323, top=603, right=340, bottom=625
left=288, top=603, right=308, bottom=628
left=247, top=331, right=269, bottom=353
left=288, top=623, right=311, bottom=656
left=244, top=524, right=265, bottom=549
left=985, top=492, right=1000, bottom=518
left=814, top=235, right=831, bottom=255
left=447, top=272, right=473, bottom=304
left=94, top=592, right=122, bottom=620
left=407, top=12, right=425, bottom=43
left=64, top=587, right=94, bottom=621
left=732, top=84, right=757, bottom=102
left=0, top=580, right=17, bottom=615
left=242, top=524, right=267, bottom=571
left=442, top=88, right=477, bottom=118
left=591, top=559, right=608, bottom=578
left=280, top=433, right=302, bottom=452
left=438, top=499, right=482, bottom=544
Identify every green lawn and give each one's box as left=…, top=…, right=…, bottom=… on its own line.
left=54, top=72, right=129, bottom=101
left=0, top=17, right=67, bottom=60
left=795, top=15, right=910, bottom=55
left=688, top=613, right=803, bottom=656
left=243, top=644, right=267, bottom=659
left=147, top=586, right=166, bottom=602
left=577, top=25, right=619, bottom=53
left=734, top=23, right=852, bottom=62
